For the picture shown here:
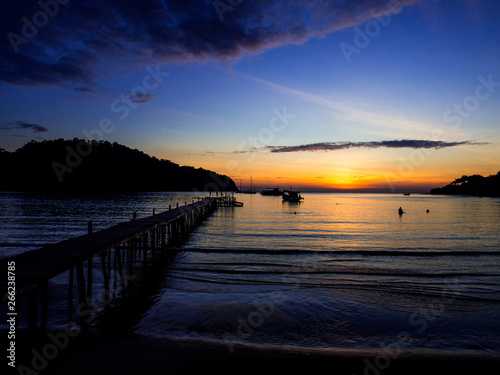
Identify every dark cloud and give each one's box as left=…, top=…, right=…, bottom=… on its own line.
left=0, top=121, right=49, bottom=133
left=266, top=140, right=488, bottom=153
left=129, top=93, right=156, bottom=104
left=0, top=0, right=418, bottom=89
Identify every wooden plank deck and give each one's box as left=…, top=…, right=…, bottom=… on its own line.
left=0, top=197, right=217, bottom=299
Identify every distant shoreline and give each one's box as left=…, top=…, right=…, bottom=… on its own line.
left=429, top=171, right=500, bottom=198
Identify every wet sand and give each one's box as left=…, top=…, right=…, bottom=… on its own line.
left=15, top=332, right=497, bottom=375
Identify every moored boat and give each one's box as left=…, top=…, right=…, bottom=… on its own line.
left=282, top=189, right=303, bottom=202
left=261, top=187, right=283, bottom=196
left=242, top=175, right=257, bottom=194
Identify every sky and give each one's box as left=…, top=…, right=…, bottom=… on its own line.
left=1, top=0, right=499, bottom=192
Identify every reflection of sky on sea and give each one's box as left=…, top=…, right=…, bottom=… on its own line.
left=188, top=193, right=500, bottom=253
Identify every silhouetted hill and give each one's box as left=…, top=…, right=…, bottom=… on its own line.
left=0, top=139, right=237, bottom=192
left=430, top=171, right=500, bottom=197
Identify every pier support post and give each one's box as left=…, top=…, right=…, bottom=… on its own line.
left=101, top=252, right=109, bottom=288
left=76, top=263, right=86, bottom=307
left=87, top=258, right=93, bottom=299
left=142, top=234, right=148, bottom=265
left=129, top=240, right=134, bottom=272
left=161, top=225, right=166, bottom=247
left=116, top=246, right=124, bottom=289
left=76, top=262, right=90, bottom=331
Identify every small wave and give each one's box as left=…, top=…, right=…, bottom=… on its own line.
left=178, top=247, right=500, bottom=257
left=0, top=242, right=41, bottom=247
left=167, top=274, right=500, bottom=303
left=170, top=266, right=499, bottom=278
left=135, top=333, right=500, bottom=362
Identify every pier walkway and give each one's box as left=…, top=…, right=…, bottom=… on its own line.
left=0, top=196, right=235, bottom=330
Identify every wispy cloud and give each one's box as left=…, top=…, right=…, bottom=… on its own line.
left=265, top=140, right=488, bottom=153
left=0, top=121, right=49, bottom=133
left=246, top=76, right=446, bottom=137
left=0, top=0, right=419, bottom=89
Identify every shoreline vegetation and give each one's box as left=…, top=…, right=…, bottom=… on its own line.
left=430, top=171, right=500, bottom=197
left=0, top=139, right=237, bottom=192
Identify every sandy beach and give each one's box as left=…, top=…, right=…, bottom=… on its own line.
left=10, top=331, right=496, bottom=375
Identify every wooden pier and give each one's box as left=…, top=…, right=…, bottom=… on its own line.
left=0, top=196, right=239, bottom=331
left=214, top=195, right=243, bottom=207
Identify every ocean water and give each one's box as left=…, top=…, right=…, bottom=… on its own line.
left=1, top=192, right=500, bottom=356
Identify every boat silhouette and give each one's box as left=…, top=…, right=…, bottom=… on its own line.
left=261, top=187, right=283, bottom=196
left=282, top=189, right=303, bottom=202
left=242, top=175, right=256, bottom=194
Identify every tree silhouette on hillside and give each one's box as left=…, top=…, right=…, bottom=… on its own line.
left=430, top=171, right=500, bottom=197
left=0, top=139, right=237, bottom=192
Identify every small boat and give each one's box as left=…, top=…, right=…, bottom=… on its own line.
left=403, top=193, right=410, bottom=196
left=261, top=187, right=283, bottom=196
left=242, top=175, right=257, bottom=194
left=282, top=189, right=303, bottom=202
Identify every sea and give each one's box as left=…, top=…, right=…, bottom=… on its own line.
left=1, top=191, right=499, bottom=357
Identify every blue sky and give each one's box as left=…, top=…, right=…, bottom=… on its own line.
left=1, top=0, right=499, bottom=191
